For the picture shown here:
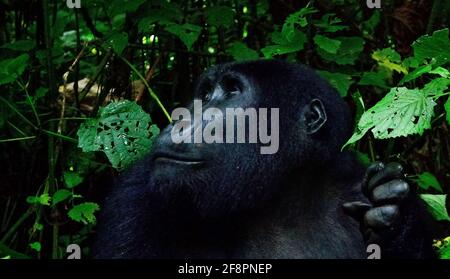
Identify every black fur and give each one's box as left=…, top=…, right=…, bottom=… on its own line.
left=93, top=60, right=433, bottom=259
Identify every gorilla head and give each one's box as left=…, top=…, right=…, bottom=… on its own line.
left=145, top=60, right=352, bottom=217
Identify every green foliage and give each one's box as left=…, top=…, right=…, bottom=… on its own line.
left=412, top=28, right=450, bottom=66
left=63, top=172, right=84, bottom=189
left=68, top=202, right=100, bottom=225
left=77, top=100, right=160, bottom=169
left=103, top=32, right=129, bottom=55
left=262, top=30, right=307, bottom=58
left=359, top=71, right=389, bottom=89
left=52, top=189, right=72, bottom=206
left=317, top=71, right=352, bottom=97
left=1, top=40, right=36, bottom=51
left=227, top=42, right=259, bottom=61
left=29, top=242, right=41, bottom=252
left=415, top=172, right=443, bottom=193
left=165, top=23, right=202, bottom=50
left=446, top=97, right=450, bottom=124
left=314, top=35, right=341, bottom=54
left=420, top=194, right=450, bottom=222
left=0, top=54, right=30, bottom=85
left=317, top=37, right=365, bottom=65
left=26, top=194, right=51, bottom=206
left=206, top=6, right=235, bottom=28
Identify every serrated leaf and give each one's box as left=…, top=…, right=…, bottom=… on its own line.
left=415, top=172, right=443, bottom=193
left=52, top=189, right=72, bottom=206
left=68, top=202, right=100, bottom=225
left=413, top=28, right=450, bottom=66
left=423, top=77, right=450, bottom=97
left=317, top=71, right=352, bottom=97
left=314, top=35, right=341, bottom=54
left=29, top=242, right=41, bottom=252
left=317, top=37, right=364, bottom=65
left=344, top=87, right=436, bottom=146
left=77, top=100, right=160, bottom=169
left=1, top=40, right=36, bottom=51
left=420, top=194, right=450, bottom=221
left=104, top=32, right=128, bottom=55
left=227, top=42, right=259, bottom=61
left=206, top=6, right=235, bottom=28
left=359, top=71, right=389, bottom=88
left=26, top=194, right=51, bottom=206
left=372, top=48, right=408, bottom=74
left=165, top=23, right=201, bottom=51
left=63, top=172, right=84, bottom=189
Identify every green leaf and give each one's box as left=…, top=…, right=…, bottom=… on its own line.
left=26, top=194, right=51, bottom=206
left=0, top=54, right=30, bottom=85
left=77, top=100, right=160, bottom=169
left=104, top=32, right=128, bottom=55
left=1, top=40, right=36, bottom=51
left=314, top=13, right=347, bottom=33
left=110, top=0, right=146, bottom=16
left=362, top=10, right=380, bottom=35
left=420, top=194, right=450, bottom=221
left=282, top=6, right=317, bottom=41
left=317, top=37, right=365, bottom=65
left=415, top=172, right=443, bottom=192
left=68, top=202, right=100, bottom=225
left=261, top=30, right=307, bottom=58
left=317, top=71, right=352, bottom=97
left=359, top=71, right=389, bottom=88
left=227, top=42, right=259, bottom=61
left=344, top=87, right=436, bottom=146
left=52, top=189, right=72, bottom=206
left=445, top=97, right=450, bottom=124
left=412, top=28, right=450, bottom=66
left=372, top=48, right=408, bottom=74
left=399, top=64, right=432, bottom=84
left=63, top=172, right=84, bottom=189
left=206, top=6, right=235, bottom=28
left=438, top=237, right=450, bottom=259
left=314, top=35, right=341, bottom=54
left=29, top=242, right=41, bottom=252
left=165, top=23, right=202, bottom=50
left=423, top=77, right=450, bottom=96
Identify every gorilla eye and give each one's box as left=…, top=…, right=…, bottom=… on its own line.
left=221, top=75, right=243, bottom=96
left=199, top=81, right=214, bottom=102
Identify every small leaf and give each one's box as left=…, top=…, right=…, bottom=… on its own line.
left=227, top=42, right=259, bottom=61
left=359, top=71, right=389, bottom=88
left=437, top=237, right=450, bottom=259
left=420, top=194, right=450, bottom=221
left=282, top=6, right=317, bottom=41
left=26, top=194, right=51, bottom=206
left=68, top=202, right=100, bottom=225
left=415, top=172, right=443, bottom=193
left=423, top=78, right=450, bottom=97
left=317, top=37, right=364, bottom=65
left=52, top=189, right=72, bottom=206
left=399, top=64, right=432, bottom=84
left=0, top=54, right=30, bottom=85
left=104, top=32, right=128, bottom=55
left=317, top=71, right=352, bottom=97
left=314, top=13, right=347, bottom=33
left=261, top=30, right=307, bottom=58
left=314, top=35, right=341, bottom=54
left=372, top=48, right=408, bottom=74
left=165, top=23, right=201, bottom=51
left=29, top=242, right=41, bottom=252
left=206, top=6, right=235, bottom=28
left=63, top=172, right=84, bottom=189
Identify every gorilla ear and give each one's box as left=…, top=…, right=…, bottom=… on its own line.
left=304, top=99, right=327, bottom=134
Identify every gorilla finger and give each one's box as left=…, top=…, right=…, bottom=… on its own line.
left=364, top=205, right=399, bottom=229
left=367, top=162, right=404, bottom=193
left=362, top=162, right=385, bottom=196
left=342, top=201, right=372, bottom=220
left=371, top=179, right=410, bottom=204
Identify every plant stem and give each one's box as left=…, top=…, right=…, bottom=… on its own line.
left=17, top=79, right=41, bottom=127
left=1, top=207, right=35, bottom=243
left=0, top=242, right=30, bottom=259
left=0, top=136, right=36, bottom=143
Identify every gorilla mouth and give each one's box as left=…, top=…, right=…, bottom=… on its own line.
left=153, top=152, right=205, bottom=166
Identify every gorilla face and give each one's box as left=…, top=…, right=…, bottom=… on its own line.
left=145, top=60, right=331, bottom=218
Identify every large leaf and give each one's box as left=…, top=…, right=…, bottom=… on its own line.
left=77, top=100, right=160, bottom=169
left=206, top=6, right=235, bottom=28
left=227, top=42, right=259, bottom=61
left=345, top=87, right=436, bottom=146
left=420, top=194, right=450, bottom=222
left=317, top=71, right=352, bottom=97
left=317, top=37, right=364, bottom=65
left=68, top=202, right=100, bottom=225
left=412, top=28, right=450, bottom=66
left=314, top=35, right=341, bottom=54
left=281, top=6, right=317, bottom=41
left=165, top=23, right=202, bottom=50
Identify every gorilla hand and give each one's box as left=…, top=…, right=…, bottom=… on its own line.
left=343, top=162, right=410, bottom=246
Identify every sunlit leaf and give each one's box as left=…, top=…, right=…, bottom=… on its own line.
left=415, top=172, right=443, bottom=193
left=412, top=28, right=450, bottom=66
left=68, top=202, right=100, bottom=225
left=420, top=194, right=450, bottom=221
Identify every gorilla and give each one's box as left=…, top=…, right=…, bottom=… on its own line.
left=93, top=60, right=434, bottom=259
